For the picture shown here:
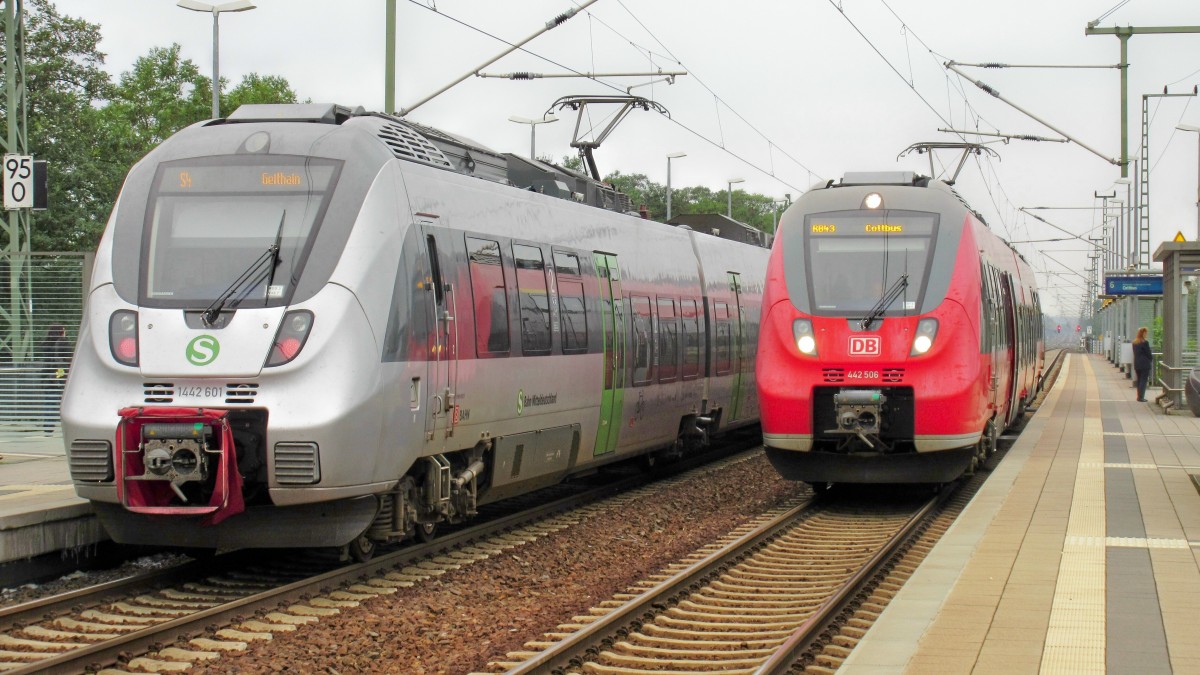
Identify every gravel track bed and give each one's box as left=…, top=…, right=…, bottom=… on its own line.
left=0, top=553, right=191, bottom=608
left=188, top=452, right=801, bottom=674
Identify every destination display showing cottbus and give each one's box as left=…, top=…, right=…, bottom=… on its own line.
left=1103, top=274, right=1163, bottom=296
left=806, top=212, right=938, bottom=237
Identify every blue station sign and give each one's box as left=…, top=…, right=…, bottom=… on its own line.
left=1104, top=274, right=1163, bottom=296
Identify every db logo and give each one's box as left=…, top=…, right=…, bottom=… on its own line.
left=849, top=335, right=881, bottom=356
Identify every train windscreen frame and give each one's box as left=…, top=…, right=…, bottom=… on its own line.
left=139, top=155, right=343, bottom=309
left=800, top=210, right=939, bottom=318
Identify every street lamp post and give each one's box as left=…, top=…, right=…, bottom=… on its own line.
left=1178, top=124, right=1200, bottom=240
left=770, top=195, right=791, bottom=233
left=726, top=178, right=745, bottom=219
left=666, top=152, right=686, bottom=221
left=508, top=114, right=559, bottom=159
left=177, top=0, right=257, bottom=120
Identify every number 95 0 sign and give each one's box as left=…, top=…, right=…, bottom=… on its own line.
left=4, top=154, right=33, bottom=210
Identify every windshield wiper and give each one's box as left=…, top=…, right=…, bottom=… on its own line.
left=860, top=274, right=908, bottom=330
left=201, top=212, right=287, bottom=327
left=263, top=210, right=286, bottom=302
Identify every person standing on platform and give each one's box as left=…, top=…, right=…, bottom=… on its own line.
left=38, top=324, right=71, bottom=431
left=1133, top=326, right=1153, bottom=402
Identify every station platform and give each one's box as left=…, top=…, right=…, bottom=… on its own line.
left=843, top=353, right=1200, bottom=674
left=0, top=432, right=105, bottom=574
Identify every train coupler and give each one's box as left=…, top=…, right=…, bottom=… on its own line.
left=826, top=389, right=888, bottom=449
left=114, top=407, right=245, bottom=525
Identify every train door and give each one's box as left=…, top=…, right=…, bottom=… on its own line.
left=421, top=223, right=460, bottom=442
left=727, top=272, right=746, bottom=421
left=593, top=253, right=625, bottom=456
left=1000, top=272, right=1020, bottom=424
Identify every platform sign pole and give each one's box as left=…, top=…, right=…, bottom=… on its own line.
left=1, top=0, right=33, bottom=362
left=3, top=154, right=33, bottom=209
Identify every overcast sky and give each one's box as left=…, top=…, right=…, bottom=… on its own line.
left=53, top=0, right=1200, bottom=316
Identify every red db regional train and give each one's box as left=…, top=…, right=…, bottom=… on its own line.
left=62, top=103, right=768, bottom=559
left=757, top=171, right=1044, bottom=488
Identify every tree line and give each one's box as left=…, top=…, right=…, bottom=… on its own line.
left=5, top=0, right=786, bottom=253
left=3, top=0, right=297, bottom=252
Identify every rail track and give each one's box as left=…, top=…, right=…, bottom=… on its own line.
left=0, top=437, right=759, bottom=675
left=486, top=495, right=937, bottom=674
left=483, top=349, right=1069, bottom=675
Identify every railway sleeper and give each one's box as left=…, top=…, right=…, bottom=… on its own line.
left=596, top=649, right=766, bottom=670
left=127, top=657, right=191, bottom=672
left=626, top=632, right=787, bottom=650
left=240, top=619, right=297, bottom=632
left=216, top=628, right=272, bottom=642
left=690, top=591, right=828, bottom=606
left=675, top=602, right=822, bottom=617
left=159, top=646, right=220, bottom=662
left=583, top=665, right=758, bottom=675
left=610, top=641, right=778, bottom=659
left=639, top=623, right=798, bottom=640
left=665, top=607, right=812, bottom=623
left=656, top=616, right=804, bottom=632
left=0, top=650, right=54, bottom=662
left=20, top=625, right=113, bottom=641
left=110, top=601, right=193, bottom=617
left=80, top=609, right=162, bottom=624
left=264, top=612, right=318, bottom=625
left=53, top=618, right=142, bottom=633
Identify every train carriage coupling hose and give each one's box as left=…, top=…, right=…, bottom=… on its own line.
left=453, top=459, right=486, bottom=488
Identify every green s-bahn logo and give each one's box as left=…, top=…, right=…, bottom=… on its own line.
left=186, top=335, right=220, bottom=366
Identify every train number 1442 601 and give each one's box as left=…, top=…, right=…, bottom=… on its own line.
left=179, top=386, right=223, bottom=398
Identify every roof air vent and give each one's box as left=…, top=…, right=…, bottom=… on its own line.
left=376, top=122, right=454, bottom=169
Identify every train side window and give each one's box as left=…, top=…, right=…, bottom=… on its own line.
left=714, top=301, right=732, bottom=375
left=631, top=295, right=653, bottom=385
left=558, top=278, right=587, bottom=354
left=553, top=250, right=581, bottom=276
left=980, top=263, right=991, bottom=353
left=681, top=299, right=701, bottom=380
left=657, top=297, right=679, bottom=382
left=467, top=236, right=510, bottom=356
left=513, top=243, right=551, bottom=355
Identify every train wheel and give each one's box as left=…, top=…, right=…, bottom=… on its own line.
left=415, top=521, right=439, bottom=543
left=982, top=419, right=999, bottom=457
left=808, top=481, right=834, bottom=496
left=348, top=534, right=376, bottom=563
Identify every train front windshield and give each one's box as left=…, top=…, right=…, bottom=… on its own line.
left=802, top=211, right=938, bottom=317
left=140, top=156, right=342, bottom=308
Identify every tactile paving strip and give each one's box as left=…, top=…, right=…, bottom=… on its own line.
left=1042, top=358, right=1106, bottom=674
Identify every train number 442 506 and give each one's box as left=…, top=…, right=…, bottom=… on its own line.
left=846, top=371, right=880, bottom=379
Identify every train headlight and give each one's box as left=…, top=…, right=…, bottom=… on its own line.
left=793, top=319, right=817, bottom=356
left=910, top=318, right=939, bottom=356
left=109, top=310, right=139, bottom=367
left=265, top=309, right=314, bottom=367
left=863, top=192, right=883, bottom=209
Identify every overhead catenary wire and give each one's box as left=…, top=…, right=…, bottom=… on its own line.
left=600, top=0, right=825, bottom=181
left=854, top=0, right=1072, bottom=312
left=826, top=0, right=963, bottom=137
left=401, top=0, right=820, bottom=192
left=945, top=62, right=1122, bottom=166
left=398, top=0, right=601, bottom=116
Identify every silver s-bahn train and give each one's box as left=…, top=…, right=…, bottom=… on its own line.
left=63, top=103, right=768, bottom=556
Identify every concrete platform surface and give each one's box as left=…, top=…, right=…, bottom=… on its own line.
left=843, top=353, right=1200, bottom=674
left=0, top=432, right=105, bottom=566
